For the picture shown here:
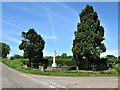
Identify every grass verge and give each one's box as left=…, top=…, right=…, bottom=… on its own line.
left=1, top=58, right=119, bottom=76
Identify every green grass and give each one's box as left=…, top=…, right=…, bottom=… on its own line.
left=1, top=58, right=119, bottom=76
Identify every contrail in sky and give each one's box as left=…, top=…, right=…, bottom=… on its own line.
left=0, top=19, right=24, bottom=31
left=43, top=3, right=58, bottom=53
left=0, top=19, right=24, bottom=44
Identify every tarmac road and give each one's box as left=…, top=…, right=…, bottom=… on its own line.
left=1, top=62, right=118, bottom=89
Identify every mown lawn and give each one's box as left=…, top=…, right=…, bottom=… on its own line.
left=1, top=58, right=119, bottom=76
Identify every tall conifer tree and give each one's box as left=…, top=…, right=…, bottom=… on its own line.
left=72, top=5, right=106, bottom=69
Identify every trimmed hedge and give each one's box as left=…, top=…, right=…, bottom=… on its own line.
left=47, top=58, right=75, bottom=66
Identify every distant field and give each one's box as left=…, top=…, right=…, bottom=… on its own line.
left=1, top=58, right=119, bottom=76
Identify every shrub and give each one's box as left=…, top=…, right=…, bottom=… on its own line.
left=10, top=54, right=24, bottom=60
left=47, top=58, right=75, bottom=66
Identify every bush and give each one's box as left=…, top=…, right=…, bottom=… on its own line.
left=99, top=69, right=118, bottom=75
left=112, top=64, right=120, bottom=74
left=2, top=58, right=28, bottom=69
left=10, top=54, right=24, bottom=60
left=46, top=57, right=75, bottom=66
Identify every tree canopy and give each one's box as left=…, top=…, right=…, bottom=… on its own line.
left=72, top=5, right=106, bottom=70
left=0, top=42, right=11, bottom=58
left=106, top=55, right=117, bottom=59
left=61, top=53, right=67, bottom=58
left=118, top=56, right=120, bottom=59
left=10, top=54, right=24, bottom=60
left=19, top=28, right=45, bottom=68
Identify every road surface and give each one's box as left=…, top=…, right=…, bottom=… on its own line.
left=1, top=62, right=118, bottom=89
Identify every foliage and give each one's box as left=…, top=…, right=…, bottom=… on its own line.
left=56, top=55, right=61, bottom=59
left=61, top=53, right=67, bottom=58
left=46, top=53, right=72, bottom=60
left=10, top=54, right=24, bottom=60
left=45, top=56, right=74, bottom=66
left=2, top=58, right=28, bottom=69
left=57, top=55, right=72, bottom=59
left=107, top=58, right=119, bottom=64
left=103, top=55, right=120, bottom=74
left=47, top=58, right=75, bottom=66
left=0, top=42, right=11, bottom=58
left=118, top=56, right=120, bottom=59
left=106, top=55, right=117, bottom=59
left=19, top=28, right=45, bottom=69
left=72, top=5, right=106, bottom=70
left=67, top=55, right=72, bottom=59
left=2, top=58, right=118, bottom=76
left=106, top=59, right=119, bottom=70
left=96, top=58, right=108, bottom=71
left=105, top=55, right=119, bottom=68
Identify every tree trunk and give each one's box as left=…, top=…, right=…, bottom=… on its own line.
left=36, top=63, right=39, bottom=69
left=29, top=59, right=31, bottom=68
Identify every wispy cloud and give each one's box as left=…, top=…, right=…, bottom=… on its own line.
left=42, top=2, right=78, bottom=25
left=58, top=2, right=78, bottom=16
left=44, top=35, right=57, bottom=40
left=0, top=19, right=24, bottom=44
left=43, top=3, right=58, bottom=52
left=46, top=8, right=76, bottom=25
left=3, top=31, right=21, bottom=36
left=8, top=46, right=23, bottom=57
left=2, top=33, right=21, bottom=44
left=41, top=34, right=57, bottom=40
left=0, top=19, right=24, bottom=31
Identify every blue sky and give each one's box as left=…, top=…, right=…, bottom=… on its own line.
left=1, top=2, right=118, bottom=57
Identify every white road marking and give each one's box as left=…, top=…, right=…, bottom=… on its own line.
left=43, top=82, right=48, bottom=85
left=49, top=85, right=55, bottom=88
left=56, top=84, right=66, bottom=88
left=52, top=82, right=56, bottom=85
left=50, top=82, right=67, bottom=88
left=1, top=63, right=66, bottom=89
left=61, top=86, right=66, bottom=88
left=22, top=74, right=57, bottom=88
left=57, top=85, right=60, bottom=87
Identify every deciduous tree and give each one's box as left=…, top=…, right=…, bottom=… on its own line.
left=0, top=42, right=10, bottom=58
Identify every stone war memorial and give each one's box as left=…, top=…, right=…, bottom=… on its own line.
left=52, top=51, right=57, bottom=68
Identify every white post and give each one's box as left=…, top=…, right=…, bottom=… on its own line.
left=52, top=51, right=57, bottom=67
